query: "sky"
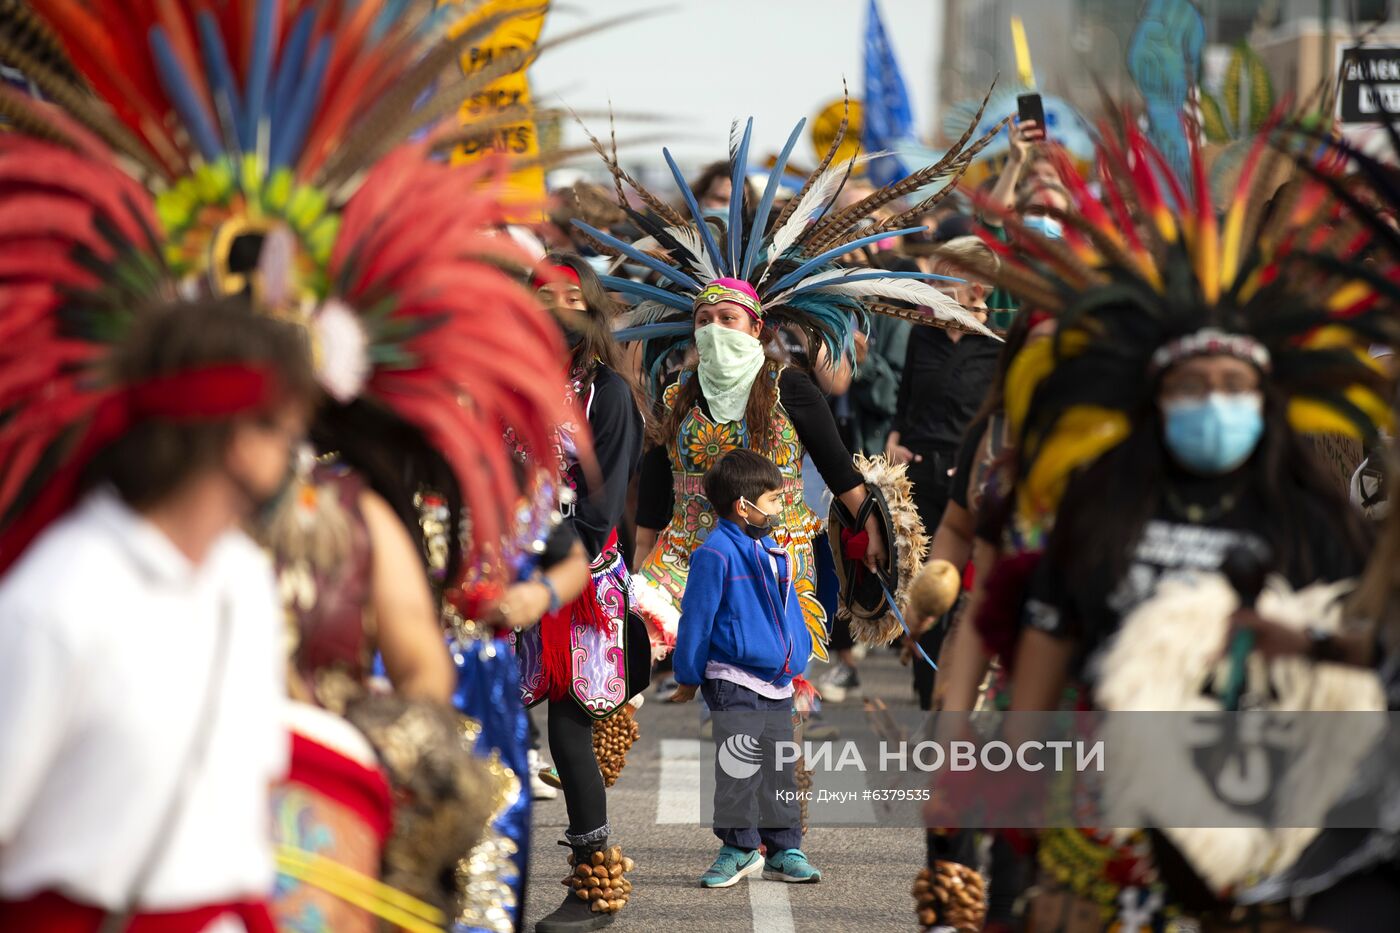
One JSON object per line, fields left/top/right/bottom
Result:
{"left": 531, "top": 0, "right": 944, "bottom": 176}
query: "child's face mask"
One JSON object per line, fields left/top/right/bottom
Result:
{"left": 738, "top": 496, "right": 782, "bottom": 540}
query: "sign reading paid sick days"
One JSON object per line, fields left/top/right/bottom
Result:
{"left": 445, "top": 0, "right": 548, "bottom": 221}
{"left": 1337, "top": 46, "right": 1400, "bottom": 124}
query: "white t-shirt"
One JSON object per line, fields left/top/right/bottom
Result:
{"left": 0, "top": 490, "right": 288, "bottom": 911}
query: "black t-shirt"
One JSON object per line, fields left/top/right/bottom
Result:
{"left": 893, "top": 328, "right": 999, "bottom": 454}
{"left": 1024, "top": 476, "right": 1364, "bottom": 668}
{"left": 636, "top": 367, "right": 863, "bottom": 530}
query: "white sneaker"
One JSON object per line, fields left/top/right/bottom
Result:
{"left": 819, "top": 663, "right": 860, "bottom": 703}
{"left": 528, "top": 748, "right": 558, "bottom": 800}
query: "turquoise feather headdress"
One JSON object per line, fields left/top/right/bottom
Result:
{"left": 581, "top": 92, "right": 1007, "bottom": 369}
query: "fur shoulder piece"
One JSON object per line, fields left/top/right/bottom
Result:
{"left": 827, "top": 454, "right": 930, "bottom": 646}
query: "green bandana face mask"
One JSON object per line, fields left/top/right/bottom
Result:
{"left": 694, "top": 324, "right": 766, "bottom": 423}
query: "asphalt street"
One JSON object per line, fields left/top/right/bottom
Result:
{"left": 524, "top": 648, "right": 926, "bottom": 932}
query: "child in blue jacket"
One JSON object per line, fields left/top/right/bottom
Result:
{"left": 668, "top": 449, "right": 821, "bottom": 888}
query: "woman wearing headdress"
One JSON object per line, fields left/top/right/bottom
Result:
{"left": 579, "top": 114, "right": 1001, "bottom": 664}
{"left": 928, "top": 118, "right": 1397, "bottom": 930}
{"left": 511, "top": 252, "right": 648, "bottom": 932}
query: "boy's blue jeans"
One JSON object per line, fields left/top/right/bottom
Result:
{"left": 702, "top": 678, "right": 803, "bottom": 853}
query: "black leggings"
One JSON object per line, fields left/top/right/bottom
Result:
{"left": 547, "top": 698, "right": 608, "bottom": 839}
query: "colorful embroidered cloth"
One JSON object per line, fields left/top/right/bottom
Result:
{"left": 634, "top": 371, "right": 829, "bottom": 661}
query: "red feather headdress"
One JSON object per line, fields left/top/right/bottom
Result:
{"left": 0, "top": 1, "right": 578, "bottom": 585}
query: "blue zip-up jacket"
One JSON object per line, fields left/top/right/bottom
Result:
{"left": 673, "top": 518, "right": 812, "bottom": 688}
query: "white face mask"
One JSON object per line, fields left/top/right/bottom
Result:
{"left": 694, "top": 324, "right": 766, "bottom": 423}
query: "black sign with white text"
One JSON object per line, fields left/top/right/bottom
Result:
{"left": 1339, "top": 46, "right": 1400, "bottom": 123}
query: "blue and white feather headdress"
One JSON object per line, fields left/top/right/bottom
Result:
{"left": 576, "top": 90, "right": 1005, "bottom": 365}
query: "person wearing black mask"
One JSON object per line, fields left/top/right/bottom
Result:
{"left": 527, "top": 252, "right": 650, "bottom": 933}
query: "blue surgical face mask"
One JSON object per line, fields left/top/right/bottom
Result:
{"left": 1022, "top": 214, "right": 1063, "bottom": 239}
{"left": 1162, "top": 392, "right": 1264, "bottom": 475}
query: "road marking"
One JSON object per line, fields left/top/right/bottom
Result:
{"left": 748, "top": 879, "right": 795, "bottom": 933}
{"left": 657, "top": 738, "right": 702, "bottom": 824}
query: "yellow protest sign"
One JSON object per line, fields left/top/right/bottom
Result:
{"left": 442, "top": 0, "right": 548, "bottom": 221}
{"left": 1010, "top": 15, "right": 1035, "bottom": 88}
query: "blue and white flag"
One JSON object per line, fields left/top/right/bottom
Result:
{"left": 862, "top": 0, "right": 914, "bottom": 186}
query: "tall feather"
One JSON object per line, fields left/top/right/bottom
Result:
{"left": 773, "top": 80, "right": 847, "bottom": 232}
{"left": 776, "top": 268, "right": 965, "bottom": 295}
{"left": 197, "top": 10, "right": 247, "bottom": 153}
{"left": 807, "top": 84, "right": 999, "bottom": 251}
{"left": 269, "top": 35, "right": 330, "bottom": 169}
{"left": 575, "top": 113, "right": 684, "bottom": 226}
{"left": 0, "top": 0, "right": 82, "bottom": 85}
{"left": 0, "top": 87, "right": 79, "bottom": 150}
{"left": 764, "top": 225, "right": 930, "bottom": 295}
{"left": 794, "top": 278, "right": 996, "bottom": 337}
{"left": 0, "top": 35, "right": 165, "bottom": 176}
{"left": 727, "top": 116, "right": 752, "bottom": 274}
{"left": 573, "top": 221, "right": 703, "bottom": 292}
{"left": 663, "top": 146, "right": 727, "bottom": 278}
{"left": 599, "top": 276, "right": 694, "bottom": 312}
{"left": 242, "top": 0, "right": 280, "bottom": 152}
{"left": 267, "top": 7, "right": 315, "bottom": 142}
{"left": 149, "top": 27, "right": 221, "bottom": 163}
{"left": 759, "top": 153, "right": 874, "bottom": 284}
{"left": 741, "top": 118, "right": 805, "bottom": 279}
{"left": 665, "top": 224, "right": 724, "bottom": 284}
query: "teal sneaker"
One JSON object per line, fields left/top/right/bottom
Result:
{"left": 763, "top": 848, "right": 822, "bottom": 883}
{"left": 699, "top": 845, "right": 763, "bottom": 888}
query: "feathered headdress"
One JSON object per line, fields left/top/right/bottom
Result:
{"left": 578, "top": 92, "right": 1005, "bottom": 372}
{"left": 0, "top": 1, "right": 583, "bottom": 587}
{"left": 944, "top": 115, "right": 1400, "bottom": 524}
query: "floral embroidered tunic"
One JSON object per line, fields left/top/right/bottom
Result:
{"left": 634, "top": 364, "right": 863, "bottom": 662}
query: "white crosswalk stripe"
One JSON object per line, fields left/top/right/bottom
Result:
{"left": 748, "top": 878, "right": 796, "bottom": 933}
{"left": 656, "top": 738, "right": 702, "bottom": 824}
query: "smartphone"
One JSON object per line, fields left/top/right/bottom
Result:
{"left": 1016, "top": 92, "right": 1046, "bottom": 139}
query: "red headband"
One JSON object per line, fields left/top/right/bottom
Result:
{"left": 0, "top": 365, "right": 280, "bottom": 574}
{"left": 531, "top": 264, "right": 581, "bottom": 291}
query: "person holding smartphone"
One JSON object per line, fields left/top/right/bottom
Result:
{"left": 980, "top": 114, "right": 1066, "bottom": 330}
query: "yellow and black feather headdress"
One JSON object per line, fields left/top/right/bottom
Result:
{"left": 950, "top": 116, "right": 1400, "bottom": 524}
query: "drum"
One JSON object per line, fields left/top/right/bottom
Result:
{"left": 271, "top": 702, "right": 393, "bottom": 933}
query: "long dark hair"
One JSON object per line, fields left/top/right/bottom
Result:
{"left": 312, "top": 398, "right": 463, "bottom": 586}
{"left": 1043, "top": 381, "right": 1371, "bottom": 646}
{"left": 542, "top": 252, "right": 648, "bottom": 420}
